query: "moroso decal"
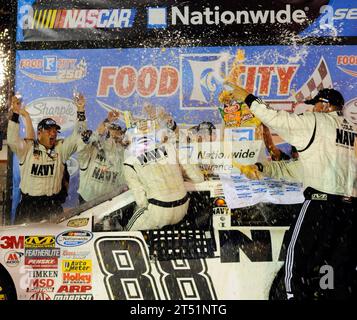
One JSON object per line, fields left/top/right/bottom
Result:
{"left": 53, "top": 294, "right": 93, "bottom": 300}
{"left": 56, "top": 230, "right": 93, "bottom": 247}
{"left": 4, "top": 251, "right": 24, "bottom": 267}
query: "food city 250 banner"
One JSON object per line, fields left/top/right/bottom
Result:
{"left": 11, "top": 45, "right": 357, "bottom": 220}
{"left": 16, "top": 0, "right": 356, "bottom": 42}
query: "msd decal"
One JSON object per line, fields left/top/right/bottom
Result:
{"left": 19, "top": 7, "right": 136, "bottom": 30}
{"left": 97, "top": 65, "right": 178, "bottom": 98}
{"left": 19, "top": 56, "right": 87, "bottom": 83}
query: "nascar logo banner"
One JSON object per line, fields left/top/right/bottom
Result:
{"left": 16, "top": 0, "right": 357, "bottom": 42}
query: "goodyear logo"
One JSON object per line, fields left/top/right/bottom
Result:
{"left": 62, "top": 260, "right": 92, "bottom": 273}
{"left": 25, "top": 236, "right": 55, "bottom": 248}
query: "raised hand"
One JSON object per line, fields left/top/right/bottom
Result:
{"left": 74, "top": 93, "right": 86, "bottom": 112}
{"left": 107, "top": 110, "right": 120, "bottom": 123}
{"left": 11, "top": 95, "right": 22, "bottom": 114}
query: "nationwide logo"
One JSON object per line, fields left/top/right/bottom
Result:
{"left": 26, "top": 97, "right": 77, "bottom": 132}
{"left": 147, "top": 5, "right": 307, "bottom": 28}
{"left": 337, "top": 55, "right": 357, "bottom": 78}
{"left": 4, "top": 251, "right": 24, "bottom": 267}
{"left": 19, "top": 56, "right": 87, "bottom": 83}
{"left": 19, "top": 7, "right": 136, "bottom": 30}
{"left": 56, "top": 230, "right": 93, "bottom": 247}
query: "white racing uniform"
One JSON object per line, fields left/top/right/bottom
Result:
{"left": 248, "top": 98, "right": 357, "bottom": 196}
{"left": 7, "top": 117, "right": 86, "bottom": 223}
{"left": 77, "top": 132, "right": 126, "bottom": 202}
{"left": 123, "top": 142, "right": 204, "bottom": 231}
{"left": 245, "top": 94, "right": 357, "bottom": 299}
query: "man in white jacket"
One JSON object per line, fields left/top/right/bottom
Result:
{"left": 123, "top": 120, "right": 204, "bottom": 231}
{"left": 7, "top": 95, "right": 87, "bottom": 224}
{"left": 225, "top": 81, "right": 356, "bottom": 300}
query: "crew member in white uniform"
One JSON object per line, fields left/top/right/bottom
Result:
{"left": 77, "top": 111, "right": 127, "bottom": 203}
{"left": 225, "top": 81, "right": 356, "bottom": 300}
{"left": 7, "top": 94, "right": 87, "bottom": 223}
{"left": 123, "top": 120, "right": 204, "bottom": 231}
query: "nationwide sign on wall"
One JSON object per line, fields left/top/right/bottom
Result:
{"left": 16, "top": 0, "right": 357, "bottom": 43}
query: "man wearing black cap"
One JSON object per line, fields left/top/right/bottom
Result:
{"left": 225, "top": 81, "right": 356, "bottom": 300}
{"left": 7, "top": 94, "right": 88, "bottom": 223}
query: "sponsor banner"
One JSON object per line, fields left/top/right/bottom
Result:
{"left": 24, "top": 236, "right": 55, "bottom": 248}
{"left": 16, "top": 0, "right": 356, "bottom": 42}
{"left": 25, "top": 248, "right": 60, "bottom": 257}
{"left": 62, "top": 260, "right": 92, "bottom": 273}
{"left": 56, "top": 230, "right": 93, "bottom": 247}
{"left": 179, "top": 141, "right": 264, "bottom": 173}
{"left": 4, "top": 251, "right": 24, "bottom": 267}
{"left": 25, "top": 257, "right": 58, "bottom": 269}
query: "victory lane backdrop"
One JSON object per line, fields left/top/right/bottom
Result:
{"left": 12, "top": 44, "right": 357, "bottom": 220}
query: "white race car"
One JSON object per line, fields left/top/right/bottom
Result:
{"left": 0, "top": 182, "right": 294, "bottom": 300}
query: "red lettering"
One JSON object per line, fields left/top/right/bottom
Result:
{"left": 158, "top": 66, "right": 179, "bottom": 96}
{"left": 276, "top": 66, "right": 297, "bottom": 95}
{"left": 137, "top": 66, "right": 158, "bottom": 97}
{"left": 244, "top": 66, "right": 257, "bottom": 94}
{"left": 257, "top": 66, "right": 274, "bottom": 95}
{"left": 57, "top": 285, "right": 92, "bottom": 293}
{"left": 97, "top": 67, "right": 117, "bottom": 97}
{"left": 115, "top": 66, "right": 136, "bottom": 97}
{"left": 0, "top": 236, "right": 24, "bottom": 249}
{"left": 337, "top": 55, "right": 357, "bottom": 65}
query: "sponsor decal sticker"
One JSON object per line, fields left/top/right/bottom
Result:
{"left": 27, "top": 278, "right": 55, "bottom": 293}
{"left": 57, "top": 285, "right": 92, "bottom": 293}
{"left": 24, "top": 236, "right": 55, "bottom": 248}
{"left": 63, "top": 273, "right": 92, "bottom": 284}
{"left": 62, "top": 249, "right": 90, "bottom": 260}
{"left": 29, "top": 292, "right": 51, "bottom": 300}
{"left": 67, "top": 218, "right": 89, "bottom": 228}
{"left": 25, "top": 248, "right": 60, "bottom": 258}
{"left": 53, "top": 294, "right": 93, "bottom": 300}
{"left": 27, "top": 270, "right": 58, "bottom": 278}
{"left": 62, "top": 260, "right": 92, "bottom": 273}
{"left": 4, "top": 251, "right": 24, "bottom": 267}
{"left": 0, "top": 236, "right": 24, "bottom": 249}
{"left": 56, "top": 230, "right": 93, "bottom": 247}
{"left": 25, "top": 257, "right": 58, "bottom": 269}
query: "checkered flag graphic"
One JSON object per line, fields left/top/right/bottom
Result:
{"left": 294, "top": 57, "right": 333, "bottom": 103}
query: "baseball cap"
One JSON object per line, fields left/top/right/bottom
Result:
{"left": 37, "top": 118, "right": 61, "bottom": 131}
{"left": 304, "top": 89, "right": 344, "bottom": 108}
